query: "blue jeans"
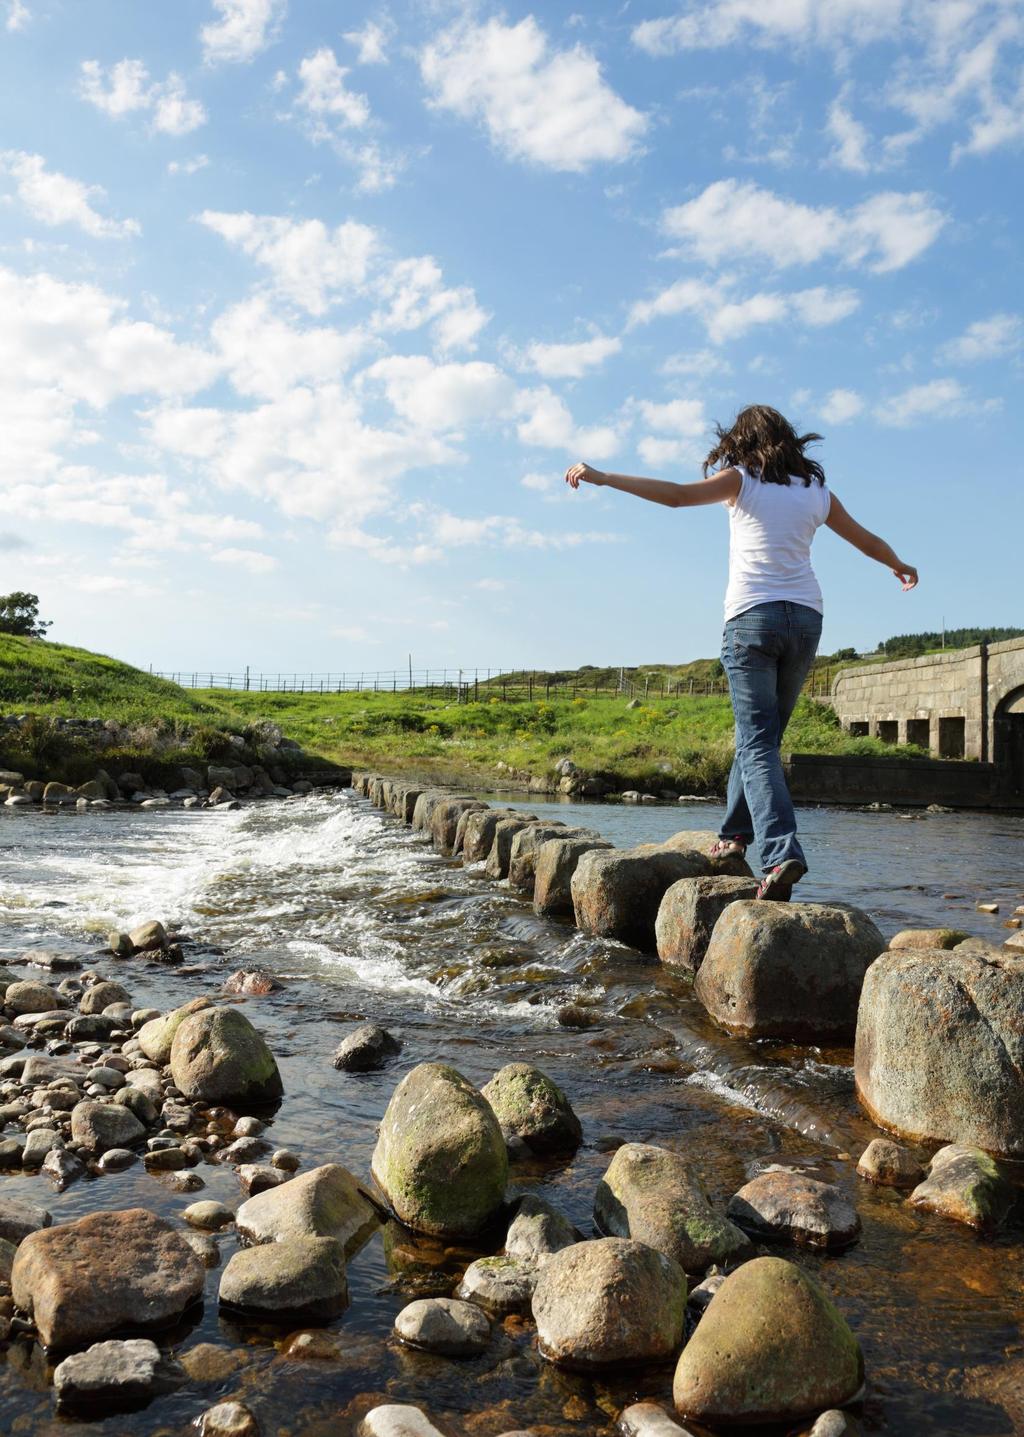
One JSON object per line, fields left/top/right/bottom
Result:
{"left": 719, "top": 601, "right": 823, "bottom": 874}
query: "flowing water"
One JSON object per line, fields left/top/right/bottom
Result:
{"left": 1, "top": 791, "right": 1023, "bottom": 1436}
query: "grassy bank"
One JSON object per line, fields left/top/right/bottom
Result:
{"left": 0, "top": 635, "right": 923, "bottom": 794}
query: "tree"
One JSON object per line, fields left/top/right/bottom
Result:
{"left": 0, "top": 592, "right": 51, "bottom": 638}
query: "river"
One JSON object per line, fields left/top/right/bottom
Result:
{"left": 0, "top": 790, "right": 1022, "bottom": 1436}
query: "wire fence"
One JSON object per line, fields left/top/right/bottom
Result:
{"left": 151, "top": 665, "right": 838, "bottom": 702}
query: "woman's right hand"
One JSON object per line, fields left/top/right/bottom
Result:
{"left": 893, "top": 562, "right": 919, "bottom": 591}
{"left": 565, "top": 461, "right": 605, "bottom": 489}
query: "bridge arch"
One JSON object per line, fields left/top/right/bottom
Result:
{"left": 993, "top": 684, "right": 1024, "bottom": 795}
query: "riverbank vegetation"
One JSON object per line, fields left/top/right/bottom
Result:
{"left": 0, "top": 635, "right": 925, "bottom": 794}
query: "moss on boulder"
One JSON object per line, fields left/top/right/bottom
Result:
{"left": 481, "top": 1063, "right": 582, "bottom": 1155}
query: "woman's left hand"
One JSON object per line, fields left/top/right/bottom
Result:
{"left": 565, "top": 461, "right": 605, "bottom": 489}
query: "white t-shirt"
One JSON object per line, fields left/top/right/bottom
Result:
{"left": 723, "top": 465, "right": 831, "bottom": 621}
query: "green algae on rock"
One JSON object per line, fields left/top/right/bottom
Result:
{"left": 481, "top": 1062, "right": 582, "bottom": 1155}
{"left": 673, "top": 1255, "right": 863, "bottom": 1425}
{"left": 908, "top": 1144, "right": 1014, "bottom": 1233}
{"left": 371, "top": 1062, "right": 508, "bottom": 1238}
{"left": 137, "top": 996, "right": 213, "bottom": 1064}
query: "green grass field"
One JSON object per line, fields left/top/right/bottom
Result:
{"left": 0, "top": 635, "right": 922, "bottom": 793}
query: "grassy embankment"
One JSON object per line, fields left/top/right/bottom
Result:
{"left": 0, "top": 634, "right": 921, "bottom": 795}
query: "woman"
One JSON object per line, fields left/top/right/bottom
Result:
{"left": 566, "top": 404, "right": 918, "bottom": 901}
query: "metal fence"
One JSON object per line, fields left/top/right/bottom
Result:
{"left": 151, "top": 665, "right": 837, "bottom": 701}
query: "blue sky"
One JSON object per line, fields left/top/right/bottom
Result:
{"left": 0, "top": 0, "right": 1021, "bottom": 675}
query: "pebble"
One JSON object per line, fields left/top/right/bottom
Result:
{"left": 456, "top": 1255, "right": 538, "bottom": 1315}
{"left": 271, "top": 1148, "right": 300, "bottom": 1171}
{"left": 359, "top": 1408, "right": 447, "bottom": 1437}
{"left": 144, "top": 1146, "right": 187, "bottom": 1171}
{"left": 98, "top": 1147, "right": 137, "bottom": 1172}
{"left": 22, "top": 1127, "right": 61, "bottom": 1167}
{"left": 856, "top": 1139, "right": 924, "bottom": 1189}
{"left": 233, "top": 1116, "right": 265, "bottom": 1137}
{"left": 200, "top": 1401, "right": 261, "bottom": 1437}
{"left": 238, "top": 1163, "right": 290, "bottom": 1196}
{"left": 182, "top": 1230, "right": 220, "bottom": 1266}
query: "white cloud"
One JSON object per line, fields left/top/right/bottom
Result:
{"left": 0, "top": 152, "right": 140, "bottom": 239}
{"left": 939, "top": 312, "right": 1022, "bottom": 363}
{"left": 521, "top": 471, "right": 555, "bottom": 491}
{"left": 79, "top": 60, "right": 206, "bottom": 135}
{"left": 6, "top": 1, "right": 29, "bottom": 32}
{"left": 421, "top": 16, "right": 647, "bottom": 172}
{"left": 210, "top": 547, "right": 278, "bottom": 574}
{"left": 515, "top": 386, "right": 622, "bottom": 460}
{"left": 820, "top": 388, "right": 864, "bottom": 423}
{"left": 661, "top": 349, "right": 732, "bottom": 377}
{"left": 875, "top": 378, "right": 973, "bottom": 426}
{"left": 212, "top": 296, "right": 369, "bottom": 399}
{"left": 168, "top": 155, "right": 210, "bottom": 176}
{"left": 661, "top": 180, "right": 945, "bottom": 274}
{"left": 201, "top": 0, "right": 285, "bottom": 65}
{"left": 521, "top": 333, "right": 621, "bottom": 379}
{"left": 372, "top": 255, "right": 489, "bottom": 352}
{"left": 344, "top": 20, "right": 392, "bottom": 65}
{"left": 476, "top": 577, "right": 506, "bottom": 590}
{"left": 361, "top": 356, "right": 515, "bottom": 432}
{"left": 826, "top": 93, "right": 872, "bottom": 173}
{"left": 295, "top": 48, "right": 370, "bottom": 130}
{"left": 632, "top": 0, "right": 902, "bottom": 55}
{"left": 636, "top": 396, "right": 706, "bottom": 467}
{"left": 198, "top": 211, "right": 377, "bottom": 314}
{"left": 627, "top": 274, "right": 859, "bottom": 341}
{"left": 428, "top": 510, "right": 621, "bottom": 552}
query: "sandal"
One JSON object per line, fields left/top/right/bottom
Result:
{"left": 711, "top": 837, "right": 748, "bottom": 860}
{"left": 756, "top": 859, "right": 806, "bottom": 902}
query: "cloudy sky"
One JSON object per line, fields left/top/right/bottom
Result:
{"left": 1, "top": 0, "right": 1021, "bottom": 676}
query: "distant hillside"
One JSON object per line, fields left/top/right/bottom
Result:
{"left": 878, "top": 627, "right": 1024, "bottom": 658}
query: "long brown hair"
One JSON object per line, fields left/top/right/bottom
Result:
{"left": 703, "top": 405, "right": 825, "bottom": 487}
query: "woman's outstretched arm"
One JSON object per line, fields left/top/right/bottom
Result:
{"left": 565, "top": 462, "right": 741, "bottom": 508}
{"left": 826, "top": 492, "right": 919, "bottom": 590}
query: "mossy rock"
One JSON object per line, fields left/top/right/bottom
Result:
{"left": 481, "top": 1063, "right": 582, "bottom": 1155}
{"left": 371, "top": 1063, "right": 508, "bottom": 1238}
{"left": 138, "top": 997, "right": 212, "bottom": 1064}
{"left": 673, "top": 1256, "right": 863, "bottom": 1424}
{"left": 169, "top": 1006, "right": 283, "bottom": 1105}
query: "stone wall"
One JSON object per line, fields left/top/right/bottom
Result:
{"left": 784, "top": 752, "right": 999, "bottom": 809}
{"left": 830, "top": 637, "right": 1024, "bottom": 781}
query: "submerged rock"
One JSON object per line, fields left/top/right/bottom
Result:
{"left": 727, "top": 1171, "right": 861, "bottom": 1251}
{"left": 394, "top": 1297, "right": 491, "bottom": 1357}
{"left": 219, "top": 1236, "right": 347, "bottom": 1320}
{"left": 855, "top": 947, "right": 1024, "bottom": 1157}
{"left": 856, "top": 1139, "right": 924, "bottom": 1189}
{"left": 672, "top": 1256, "right": 863, "bottom": 1424}
{"left": 170, "top": 1006, "right": 283, "bottom": 1105}
{"left": 371, "top": 1063, "right": 508, "bottom": 1238}
{"left": 236, "top": 1163, "right": 378, "bottom": 1252}
{"left": 695, "top": 901, "right": 883, "bottom": 1040}
{"left": 594, "top": 1143, "right": 752, "bottom": 1273}
{"left": 53, "top": 1338, "right": 184, "bottom": 1413}
{"left": 908, "top": 1143, "right": 1013, "bottom": 1233}
{"left": 332, "top": 1023, "right": 402, "bottom": 1072}
{"left": 200, "top": 1400, "right": 261, "bottom": 1437}
{"left": 654, "top": 875, "right": 760, "bottom": 971}
{"left": 11, "top": 1207, "right": 204, "bottom": 1348}
{"left": 531, "top": 1237, "right": 686, "bottom": 1369}
{"left": 481, "top": 1063, "right": 582, "bottom": 1154}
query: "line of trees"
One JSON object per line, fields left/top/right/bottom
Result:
{"left": 878, "top": 626, "right": 1024, "bottom": 658}
{"left": 0, "top": 592, "right": 50, "bottom": 638}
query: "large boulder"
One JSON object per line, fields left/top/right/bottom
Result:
{"left": 137, "top": 997, "right": 212, "bottom": 1064}
{"left": 235, "top": 1163, "right": 379, "bottom": 1252}
{"left": 218, "top": 1236, "right": 347, "bottom": 1320}
{"left": 481, "top": 1063, "right": 582, "bottom": 1154}
{"left": 660, "top": 829, "right": 754, "bottom": 877}
{"left": 485, "top": 816, "right": 542, "bottom": 879}
{"left": 695, "top": 901, "right": 884, "bottom": 1040}
{"left": 655, "top": 876, "right": 760, "bottom": 971}
{"left": 461, "top": 808, "right": 525, "bottom": 864}
{"left": 507, "top": 822, "right": 571, "bottom": 891}
{"left": 371, "top": 1063, "right": 508, "bottom": 1237}
{"left": 672, "top": 1256, "right": 863, "bottom": 1425}
{"left": 571, "top": 847, "right": 712, "bottom": 952}
{"left": 854, "top": 947, "right": 1024, "bottom": 1157}
{"left": 170, "top": 1006, "right": 283, "bottom": 1105}
{"left": 11, "top": 1208, "right": 204, "bottom": 1348}
{"left": 411, "top": 790, "right": 457, "bottom": 833}
{"left": 594, "top": 1143, "right": 751, "bottom": 1274}
{"left": 431, "top": 799, "right": 487, "bottom": 857}
{"left": 531, "top": 1237, "right": 685, "bottom": 1369}
{"left": 533, "top": 837, "right": 614, "bottom": 917}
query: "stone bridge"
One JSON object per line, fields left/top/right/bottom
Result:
{"left": 830, "top": 636, "right": 1024, "bottom": 796}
